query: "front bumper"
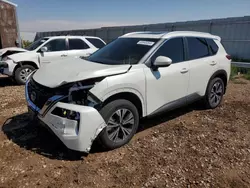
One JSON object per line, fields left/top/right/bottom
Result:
{"left": 0, "top": 61, "right": 8, "bottom": 68}
{"left": 0, "top": 59, "right": 16, "bottom": 76}
{"left": 25, "top": 79, "right": 106, "bottom": 153}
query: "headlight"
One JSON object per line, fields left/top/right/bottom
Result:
{"left": 68, "top": 82, "right": 101, "bottom": 108}
{"left": 2, "top": 56, "right": 7, "bottom": 61}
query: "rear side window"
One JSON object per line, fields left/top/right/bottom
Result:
{"left": 206, "top": 39, "right": 219, "bottom": 55}
{"left": 187, "top": 37, "right": 209, "bottom": 60}
{"left": 152, "top": 37, "right": 184, "bottom": 63}
{"left": 86, "top": 38, "right": 106, "bottom": 49}
{"left": 69, "top": 39, "right": 89, "bottom": 50}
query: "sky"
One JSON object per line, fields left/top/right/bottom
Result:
{"left": 9, "top": 0, "right": 250, "bottom": 41}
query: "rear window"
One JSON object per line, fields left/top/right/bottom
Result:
{"left": 187, "top": 37, "right": 210, "bottom": 60}
{"left": 69, "top": 39, "right": 89, "bottom": 50}
{"left": 86, "top": 38, "right": 106, "bottom": 49}
{"left": 206, "top": 39, "right": 219, "bottom": 55}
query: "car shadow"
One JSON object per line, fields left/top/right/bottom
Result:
{"left": 138, "top": 102, "right": 204, "bottom": 132}
{"left": 2, "top": 113, "right": 85, "bottom": 161}
{"left": 0, "top": 76, "right": 16, "bottom": 87}
{"left": 2, "top": 102, "right": 205, "bottom": 161}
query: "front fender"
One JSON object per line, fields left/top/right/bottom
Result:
{"left": 9, "top": 52, "right": 40, "bottom": 68}
{"left": 90, "top": 67, "right": 147, "bottom": 116}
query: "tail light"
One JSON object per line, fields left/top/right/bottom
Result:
{"left": 226, "top": 55, "right": 231, "bottom": 60}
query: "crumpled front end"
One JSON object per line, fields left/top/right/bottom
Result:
{"left": 25, "top": 75, "right": 107, "bottom": 153}
{"left": 0, "top": 59, "right": 16, "bottom": 76}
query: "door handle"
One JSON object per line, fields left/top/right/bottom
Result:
{"left": 210, "top": 61, "right": 217, "bottom": 66}
{"left": 61, "top": 54, "right": 67, "bottom": 57}
{"left": 180, "top": 68, "right": 189, "bottom": 73}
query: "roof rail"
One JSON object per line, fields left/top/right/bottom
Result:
{"left": 123, "top": 31, "right": 148, "bottom": 36}
{"left": 123, "top": 31, "right": 168, "bottom": 36}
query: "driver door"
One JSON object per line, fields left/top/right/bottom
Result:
{"left": 38, "top": 38, "right": 68, "bottom": 66}
{"left": 144, "top": 37, "right": 190, "bottom": 115}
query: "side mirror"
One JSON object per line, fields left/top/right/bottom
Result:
{"left": 40, "top": 46, "right": 48, "bottom": 53}
{"left": 152, "top": 56, "right": 172, "bottom": 70}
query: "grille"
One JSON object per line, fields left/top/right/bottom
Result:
{"left": 28, "top": 79, "right": 56, "bottom": 109}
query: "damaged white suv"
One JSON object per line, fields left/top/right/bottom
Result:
{"left": 25, "top": 31, "right": 231, "bottom": 153}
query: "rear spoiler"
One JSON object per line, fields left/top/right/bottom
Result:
{"left": 214, "top": 36, "right": 221, "bottom": 42}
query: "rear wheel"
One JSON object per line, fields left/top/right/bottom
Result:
{"left": 14, "top": 65, "right": 35, "bottom": 85}
{"left": 98, "top": 99, "right": 139, "bottom": 150}
{"left": 204, "top": 77, "right": 225, "bottom": 109}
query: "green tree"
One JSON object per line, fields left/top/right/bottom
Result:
{"left": 22, "top": 40, "right": 32, "bottom": 48}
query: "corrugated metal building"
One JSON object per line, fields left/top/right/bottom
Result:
{"left": 35, "top": 16, "right": 250, "bottom": 60}
{"left": 0, "top": 0, "right": 21, "bottom": 49}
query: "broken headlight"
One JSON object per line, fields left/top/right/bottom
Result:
{"left": 68, "top": 82, "right": 101, "bottom": 108}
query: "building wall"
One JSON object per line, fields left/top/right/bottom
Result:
{"left": 35, "top": 16, "right": 250, "bottom": 60}
{"left": 0, "top": 0, "right": 18, "bottom": 48}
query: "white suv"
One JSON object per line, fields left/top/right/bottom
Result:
{"left": 0, "top": 36, "right": 106, "bottom": 84}
{"left": 25, "top": 31, "right": 231, "bottom": 153}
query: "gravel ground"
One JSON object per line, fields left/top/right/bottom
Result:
{"left": 0, "top": 75, "right": 250, "bottom": 188}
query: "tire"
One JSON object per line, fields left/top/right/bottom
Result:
{"left": 14, "top": 65, "right": 35, "bottom": 85}
{"left": 204, "top": 77, "right": 225, "bottom": 109}
{"left": 98, "top": 99, "right": 139, "bottom": 150}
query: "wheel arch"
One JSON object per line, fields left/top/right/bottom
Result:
{"left": 13, "top": 61, "right": 39, "bottom": 76}
{"left": 102, "top": 91, "right": 145, "bottom": 118}
{"left": 207, "top": 69, "right": 228, "bottom": 94}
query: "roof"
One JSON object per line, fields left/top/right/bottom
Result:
{"left": 122, "top": 31, "right": 167, "bottom": 39}
{"left": 43, "top": 35, "right": 103, "bottom": 39}
{"left": 0, "top": 0, "right": 17, "bottom": 7}
{"left": 121, "top": 31, "right": 221, "bottom": 40}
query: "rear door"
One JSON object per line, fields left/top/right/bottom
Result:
{"left": 67, "top": 38, "right": 96, "bottom": 58}
{"left": 39, "top": 38, "right": 68, "bottom": 65}
{"left": 185, "top": 37, "right": 219, "bottom": 101}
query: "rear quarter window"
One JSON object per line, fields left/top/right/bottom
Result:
{"left": 206, "top": 39, "right": 219, "bottom": 55}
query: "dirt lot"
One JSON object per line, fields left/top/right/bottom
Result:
{"left": 0, "top": 76, "right": 250, "bottom": 188}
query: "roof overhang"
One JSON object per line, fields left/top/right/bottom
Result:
{"left": 0, "top": 0, "right": 17, "bottom": 7}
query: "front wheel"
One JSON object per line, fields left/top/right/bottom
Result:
{"left": 98, "top": 99, "right": 139, "bottom": 150}
{"left": 14, "top": 65, "right": 35, "bottom": 85}
{"left": 204, "top": 77, "right": 225, "bottom": 109}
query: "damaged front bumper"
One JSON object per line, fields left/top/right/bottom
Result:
{"left": 25, "top": 79, "right": 106, "bottom": 153}
{"left": 0, "top": 59, "right": 16, "bottom": 75}
{"left": 0, "top": 61, "right": 8, "bottom": 74}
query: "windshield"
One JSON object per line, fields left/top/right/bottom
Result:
{"left": 25, "top": 38, "right": 49, "bottom": 51}
{"left": 87, "top": 38, "right": 159, "bottom": 65}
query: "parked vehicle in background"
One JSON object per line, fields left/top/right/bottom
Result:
{"left": 0, "top": 36, "right": 106, "bottom": 84}
{"left": 25, "top": 31, "right": 231, "bottom": 153}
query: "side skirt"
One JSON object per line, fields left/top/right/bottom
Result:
{"left": 147, "top": 93, "right": 202, "bottom": 118}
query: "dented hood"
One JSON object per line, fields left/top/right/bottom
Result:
{"left": 0, "top": 47, "right": 27, "bottom": 56}
{"left": 33, "top": 57, "right": 131, "bottom": 88}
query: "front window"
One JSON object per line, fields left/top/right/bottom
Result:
{"left": 87, "top": 38, "right": 159, "bottom": 65}
{"left": 25, "top": 38, "right": 49, "bottom": 51}
{"left": 151, "top": 38, "right": 184, "bottom": 63}
{"left": 42, "top": 39, "right": 67, "bottom": 52}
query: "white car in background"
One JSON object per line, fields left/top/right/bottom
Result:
{"left": 0, "top": 36, "right": 106, "bottom": 84}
